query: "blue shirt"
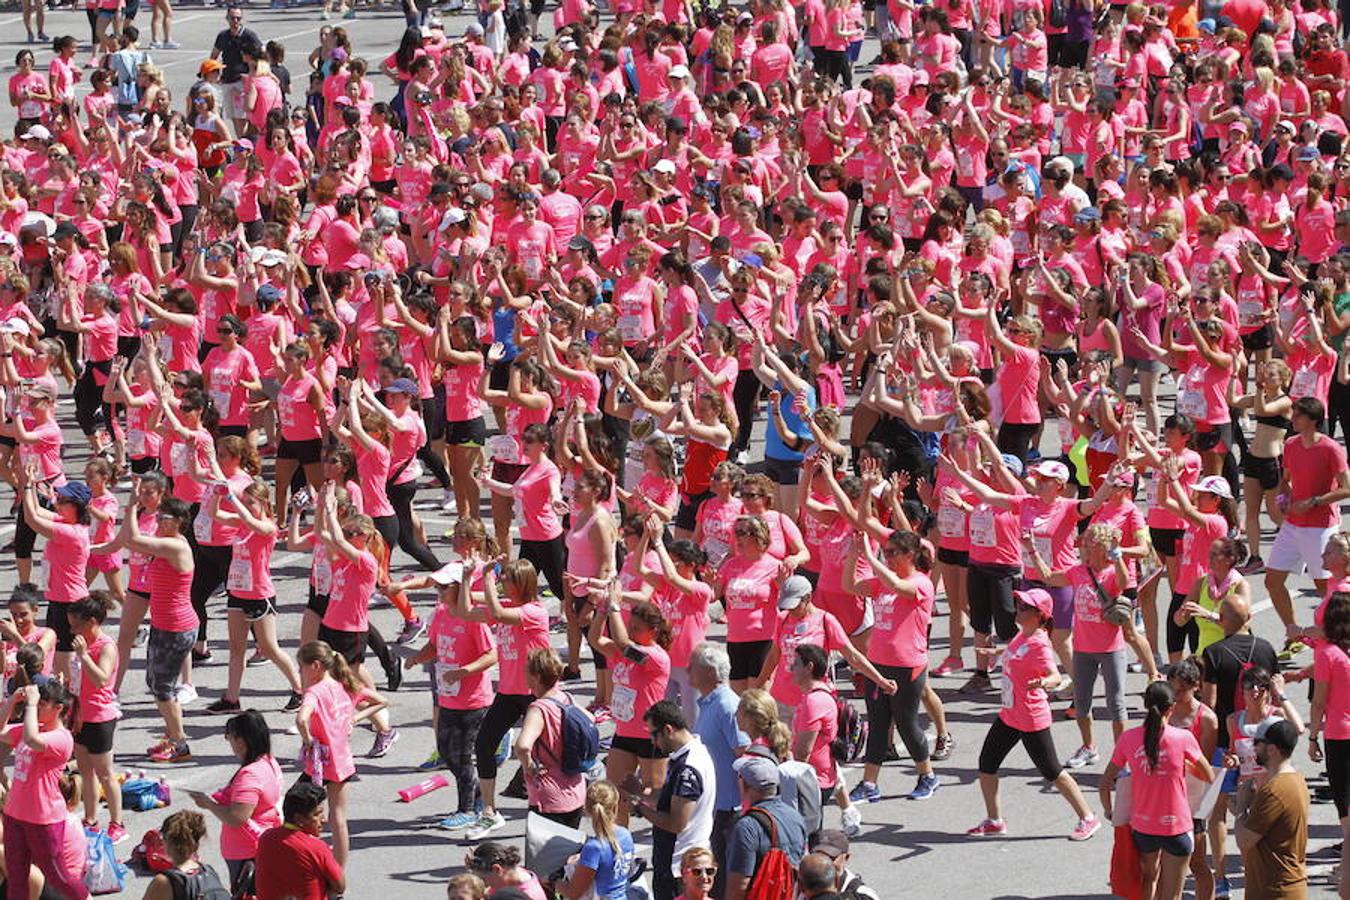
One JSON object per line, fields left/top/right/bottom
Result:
{"left": 763, "top": 382, "right": 816, "bottom": 463}
{"left": 578, "top": 828, "right": 635, "bottom": 900}
{"left": 695, "top": 685, "right": 749, "bottom": 811}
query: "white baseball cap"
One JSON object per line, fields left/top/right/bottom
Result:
{"left": 1194, "top": 475, "right": 1233, "bottom": 499}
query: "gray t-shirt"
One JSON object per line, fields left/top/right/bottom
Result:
{"left": 725, "top": 795, "right": 807, "bottom": 879}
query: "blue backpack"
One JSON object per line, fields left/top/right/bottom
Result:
{"left": 546, "top": 696, "right": 601, "bottom": 775}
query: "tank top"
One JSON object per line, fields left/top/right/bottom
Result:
{"left": 1194, "top": 572, "right": 1238, "bottom": 653}
{"left": 564, "top": 511, "right": 605, "bottom": 582}
{"left": 75, "top": 633, "right": 119, "bottom": 723}
{"left": 277, "top": 374, "right": 323, "bottom": 442}
{"left": 147, "top": 556, "right": 198, "bottom": 633}
{"left": 681, "top": 436, "right": 730, "bottom": 497}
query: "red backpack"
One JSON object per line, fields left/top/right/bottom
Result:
{"left": 744, "top": 807, "right": 797, "bottom": 900}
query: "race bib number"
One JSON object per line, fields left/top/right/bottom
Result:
{"left": 435, "top": 663, "right": 462, "bottom": 698}
{"left": 127, "top": 428, "right": 146, "bottom": 457}
{"left": 704, "top": 537, "right": 730, "bottom": 566}
{"left": 1291, "top": 367, "right": 1319, "bottom": 398}
{"left": 1237, "top": 300, "right": 1264, "bottom": 328}
{"left": 1020, "top": 535, "right": 1053, "bottom": 569}
{"left": 1178, "top": 389, "right": 1207, "bottom": 419}
{"left": 193, "top": 509, "right": 214, "bottom": 544}
{"left": 313, "top": 558, "right": 333, "bottom": 596}
{"left": 170, "top": 442, "right": 190, "bottom": 476}
{"left": 210, "top": 389, "right": 231, "bottom": 416}
{"left": 969, "top": 507, "right": 996, "bottom": 547}
{"left": 158, "top": 334, "right": 174, "bottom": 360}
{"left": 618, "top": 314, "right": 642, "bottom": 342}
{"left": 611, "top": 684, "right": 637, "bottom": 723}
{"left": 226, "top": 556, "right": 253, "bottom": 594}
{"left": 1000, "top": 672, "right": 1014, "bottom": 709}
{"left": 937, "top": 505, "right": 966, "bottom": 538}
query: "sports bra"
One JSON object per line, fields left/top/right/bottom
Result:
{"left": 1254, "top": 394, "right": 1291, "bottom": 431}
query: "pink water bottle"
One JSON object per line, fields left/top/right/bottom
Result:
{"left": 397, "top": 774, "right": 450, "bottom": 803}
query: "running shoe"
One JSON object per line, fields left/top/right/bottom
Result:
{"left": 848, "top": 781, "right": 881, "bottom": 804}
{"left": 396, "top": 617, "right": 425, "bottom": 645}
{"left": 160, "top": 40, "right": 180, "bottom": 49}
{"left": 283, "top": 691, "right": 303, "bottom": 712}
{"left": 1069, "top": 815, "right": 1101, "bottom": 842}
{"left": 106, "top": 822, "right": 129, "bottom": 845}
{"left": 958, "top": 670, "right": 993, "bottom": 695}
{"left": 247, "top": 649, "right": 266, "bottom": 666}
{"left": 384, "top": 659, "right": 403, "bottom": 692}
{"left": 418, "top": 750, "right": 442, "bottom": 770}
{"left": 841, "top": 804, "right": 863, "bottom": 838}
{"left": 966, "top": 819, "right": 1007, "bottom": 837}
{"left": 440, "top": 489, "right": 456, "bottom": 511}
{"left": 175, "top": 683, "right": 198, "bottom": 706}
{"left": 932, "top": 733, "right": 955, "bottom": 762}
{"left": 561, "top": 666, "right": 583, "bottom": 682}
{"left": 1236, "top": 555, "right": 1264, "bottom": 575}
{"left": 1064, "top": 745, "right": 1099, "bottom": 769}
{"left": 1063, "top": 704, "right": 1077, "bottom": 720}
{"left": 369, "top": 728, "right": 400, "bottom": 758}
{"left": 134, "top": 624, "right": 150, "bottom": 647}
{"left": 931, "top": 656, "right": 964, "bottom": 677}
{"left": 588, "top": 704, "right": 612, "bottom": 725}
{"left": 205, "top": 698, "right": 241, "bottom": 716}
{"left": 1052, "top": 676, "right": 1074, "bottom": 700}
{"left": 501, "top": 768, "right": 528, "bottom": 800}
{"left": 1215, "top": 876, "right": 1231, "bottom": 898}
{"left": 149, "top": 740, "right": 191, "bottom": 763}
{"left": 462, "top": 810, "right": 506, "bottom": 841}
{"left": 438, "top": 812, "right": 476, "bottom": 831}
{"left": 907, "top": 774, "right": 940, "bottom": 800}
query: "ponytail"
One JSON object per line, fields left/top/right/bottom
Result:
{"left": 297, "top": 640, "right": 359, "bottom": 692}
{"left": 586, "top": 781, "right": 623, "bottom": 856}
{"left": 1142, "top": 681, "right": 1175, "bottom": 771}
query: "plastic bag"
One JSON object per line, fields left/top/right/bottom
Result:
{"left": 85, "top": 827, "right": 128, "bottom": 895}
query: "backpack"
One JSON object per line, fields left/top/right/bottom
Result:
{"left": 1048, "top": 0, "right": 1069, "bottom": 28}
{"left": 814, "top": 687, "right": 867, "bottom": 763}
{"left": 777, "top": 758, "right": 823, "bottom": 836}
{"left": 545, "top": 695, "right": 601, "bottom": 775}
{"left": 164, "top": 864, "right": 231, "bottom": 900}
{"left": 743, "top": 808, "right": 796, "bottom": 900}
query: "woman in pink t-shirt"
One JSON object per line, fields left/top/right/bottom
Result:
{"left": 479, "top": 422, "right": 567, "bottom": 603}
{"left": 273, "top": 341, "right": 328, "bottom": 514}
{"left": 313, "top": 484, "right": 381, "bottom": 690}
{"left": 984, "top": 304, "right": 1044, "bottom": 461}
{"left": 511, "top": 646, "right": 588, "bottom": 830}
{"left": 295, "top": 640, "right": 357, "bottom": 869}
{"left": 1, "top": 681, "right": 87, "bottom": 900}
{"left": 192, "top": 710, "right": 284, "bottom": 890}
{"left": 1309, "top": 590, "right": 1350, "bottom": 872}
{"left": 589, "top": 588, "right": 672, "bottom": 824}
{"left": 967, "top": 587, "right": 1100, "bottom": 840}
{"left": 19, "top": 465, "right": 90, "bottom": 677}
{"left": 1101, "top": 682, "right": 1214, "bottom": 900}
{"left": 715, "top": 515, "right": 783, "bottom": 694}
{"left": 66, "top": 592, "right": 123, "bottom": 842}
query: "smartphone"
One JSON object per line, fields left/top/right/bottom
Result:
{"left": 742, "top": 253, "right": 764, "bottom": 269}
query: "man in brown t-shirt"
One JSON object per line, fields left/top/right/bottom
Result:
{"left": 1235, "top": 720, "right": 1308, "bottom": 899}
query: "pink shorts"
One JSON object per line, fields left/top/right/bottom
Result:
{"left": 88, "top": 551, "right": 124, "bottom": 574}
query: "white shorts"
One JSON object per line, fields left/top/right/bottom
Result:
{"left": 1268, "top": 523, "right": 1338, "bottom": 578}
{"left": 221, "top": 80, "right": 245, "bottom": 120}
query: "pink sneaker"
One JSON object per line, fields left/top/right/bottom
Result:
{"left": 106, "top": 822, "right": 129, "bottom": 845}
{"left": 966, "top": 819, "right": 1007, "bottom": 837}
{"left": 1069, "top": 815, "right": 1101, "bottom": 842}
{"left": 932, "top": 656, "right": 964, "bottom": 677}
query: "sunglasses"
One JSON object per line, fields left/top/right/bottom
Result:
{"left": 686, "top": 867, "right": 717, "bottom": 877}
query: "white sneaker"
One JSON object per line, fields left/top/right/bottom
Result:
{"left": 440, "top": 489, "right": 456, "bottom": 511}
{"left": 463, "top": 810, "right": 506, "bottom": 841}
{"left": 175, "top": 683, "right": 198, "bottom": 706}
{"left": 841, "top": 804, "right": 862, "bottom": 837}
{"left": 1064, "top": 745, "right": 1099, "bottom": 769}
{"left": 161, "top": 40, "right": 180, "bottom": 49}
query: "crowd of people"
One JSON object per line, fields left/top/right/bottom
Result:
{"left": 0, "top": 0, "right": 1346, "bottom": 896}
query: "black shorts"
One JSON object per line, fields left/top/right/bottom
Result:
{"left": 488, "top": 360, "right": 511, "bottom": 392}
{"left": 130, "top": 457, "right": 158, "bottom": 475}
{"left": 307, "top": 586, "right": 329, "bottom": 617}
{"left": 227, "top": 594, "right": 277, "bottom": 621}
{"left": 1242, "top": 454, "right": 1282, "bottom": 491}
{"left": 75, "top": 719, "right": 117, "bottom": 755}
{"left": 1132, "top": 830, "right": 1194, "bottom": 858}
{"left": 1194, "top": 421, "right": 1234, "bottom": 454}
{"left": 491, "top": 461, "right": 529, "bottom": 484}
{"left": 445, "top": 417, "right": 487, "bottom": 447}
{"left": 45, "top": 602, "right": 74, "bottom": 652}
{"left": 423, "top": 393, "right": 446, "bottom": 446}
{"left": 1241, "top": 325, "right": 1274, "bottom": 353}
{"left": 763, "top": 456, "right": 802, "bottom": 487}
{"left": 217, "top": 424, "right": 248, "bottom": 439}
{"left": 673, "top": 490, "right": 712, "bottom": 532}
{"left": 0, "top": 435, "right": 14, "bottom": 449}
{"left": 318, "top": 624, "right": 367, "bottom": 666}
{"left": 610, "top": 734, "right": 665, "bottom": 760}
{"left": 727, "top": 640, "right": 772, "bottom": 681}
{"left": 278, "top": 438, "right": 323, "bottom": 466}
{"left": 968, "top": 563, "right": 1019, "bottom": 641}
{"left": 1041, "top": 346, "right": 1079, "bottom": 373}
{"left": 936, "top": 547, "right": 969, "bottom": 567}
{"left": 1149, "top": 527, "right": 1185, "bottom": 558}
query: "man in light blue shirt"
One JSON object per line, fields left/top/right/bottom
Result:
{"left": 690, "top": 642, "right": 749, "bottom": 900}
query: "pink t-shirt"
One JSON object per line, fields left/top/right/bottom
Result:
{"left": 1110, "top": 725, "right": 1204, "bottom": 836}
{"left": 1067, "top": 564, "right": 1127, "bottom": 654}
{"left": 514, "top": 459, "right": 563, "bottom": 541}
{"left": 695, "top": 496, "right": 742, "bottom": 566}
{"left": 353, "top": 443, "right": 395, "bottom": 518}
{"left": 720, "top": 555, "right": 781, "bottom": 643}
{"left": 868, "top": 572, "right": 935, "bottom": 669}
{"left": 1016, "top": 496, "right": 1080, "bottom": 579}
{"left": 998, "top": 343, "right": 1042, "bottom": 424}
{"left": 1314, "top": 643, "right": 1350, "bottom": 740}
{"left": 4, "top": 725, "right": 74, "bottom": 824}
{"left": 43, "top": 522, "right": 90, "bottom": 604}
{"left": 999, "top": 630, "right": 1055, "bottom": 732}
{"left": 213, "top": 755, "right": 283, "bottom": 861}
{"left": 1177, "top": 512, "right": 1228, "bottom": 595}
{"left": 771, "top": 609, "right": 850, "bottom": 707}
{"left": 228, "top": 530, "right": 277, "bottom": 601}
{"left": 610, "top": 640, "right": 671, "bottom": 740}
{"left": 427, "top": 604, "right": 495, "bottom": 710}
{"left": 793, "top": 687, "right": 839, "bottom": 789}
{"left": 302, "top": 678, "right": 356, "bottom": 784}
{"left": 203, "top": 345, "right": 259, "bottom": 428}
{"left": 277, "top": 373, "right": 323, "bottom": 442}
{"left": 968, "top": 486, "right": 1028, "bottom": 568}
{"left": 654, "top": 582, "right": 712, "bottom": 670}
{"left": 494, "top": 602, "right": 550, "bottom": 696}
{"left": 322, "top": 551, "right": 377, "bottom": 633}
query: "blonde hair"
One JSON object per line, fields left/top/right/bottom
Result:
{"left": 737, "top": 689, "right": 790, "bottom": 759}
{"left": 1083, "top": 522, "right": 1122, "bottom": 550}
{"left": 586, "top": 781, "right": 623, "bottom": 856}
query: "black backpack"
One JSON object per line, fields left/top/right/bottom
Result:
{"left": 545, "top": 695, "right": 601, "bottom": 775}
{"left": 164, "top": 864, "right": 231, "bottom": 900}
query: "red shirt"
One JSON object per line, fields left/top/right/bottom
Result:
{"left": 1284, "top": 433, "right": 1348, "bottom": 528}
{"left": 254, "top": 826, "right": 343, "bottom": 900}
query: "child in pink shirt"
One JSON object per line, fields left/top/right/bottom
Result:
{"left": 296, "top": 641, "right": 357, "bottom": 870}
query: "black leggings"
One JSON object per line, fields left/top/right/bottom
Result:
{"left": 1166, "top": 591, "right": 1198, "bottom": 656}
{"left": 366, "top": 624, "right": 394, "bottom": 676}
{"left": 731, "top": 370, "right": 761, "bottom": 454}
{"left": 73, "top": 361, "right": 113, "bottom": 437}
{"left": 1329, "top": 378, "right": 1350, "bottom": 443}
{"left": 190, "top": 543, "right": 233, "bottom": 642}
{"left": 520, "top": 535, "right": 567, "bottom": 601}
{"left": 996, "top": 421, "right": 1039, "bottom": 463}
{"left": 1327, "top": 737, "right": 1350, "bottom": 818}
{"left": 419, "top": 394, "right": 451, "bottom": 490}
{"left": 437, "top": 706, "right": 489, "bottom": 814}
{"left": 815, "top": 47, "right": 852, "bottom": 87}
{"left": 474, "top": 692, "right": 534, "bottom": 782}
{"left": 383, "top": 480, "right": 441, "bottom": 570}
{"left": 863, "top": 664, "right": 930, "bottom": 767}
{"left": 978, "top": 717, "right": 1063, "bottom": 780}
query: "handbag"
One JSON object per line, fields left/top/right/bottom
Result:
{"left": 1090, "top": 566, "right": 1134, "bottom": 627}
